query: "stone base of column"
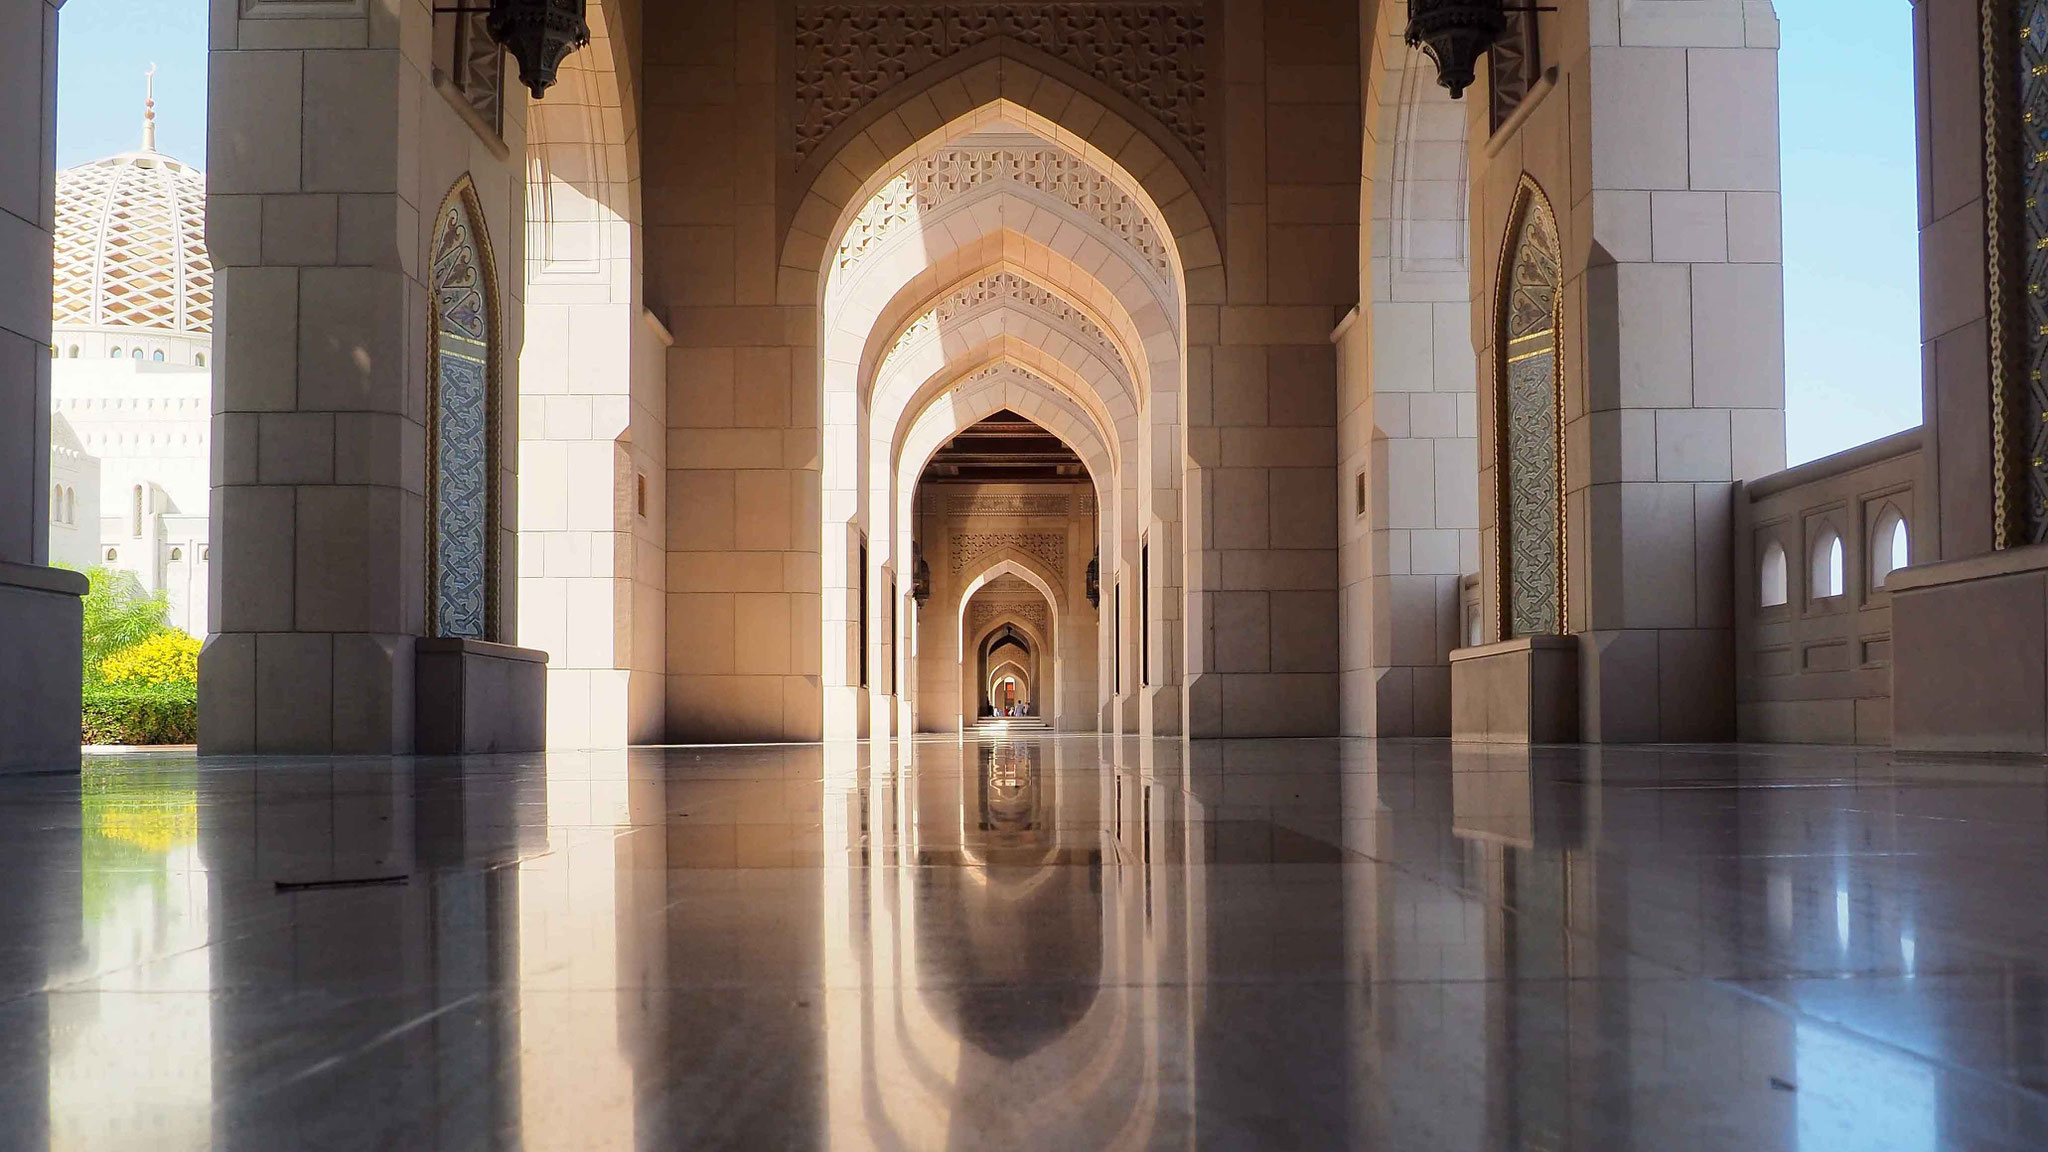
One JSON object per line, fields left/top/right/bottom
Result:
{"left": 1143, "top": 681, "right": 1184, "bottom": 737}
{"left": 1891, "top": 544, "right": 2048, "bottom": 753}
{"left": 1450, "top": 636, "right": 1579, "bottom": 744}
{"left": 201, "top": 633, "right": 421, "bottom": 754}
{"left": 416, "top": 639, "right": 549, "bottom": 754}
{"left": 0, "top": 562, "right": 87, "bottom": 773}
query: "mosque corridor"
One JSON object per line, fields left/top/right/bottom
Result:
{"left": 4, "top": 737, "right": 2048, "bottom": 1149}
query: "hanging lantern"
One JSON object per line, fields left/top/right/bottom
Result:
{"left": 487, "top": 0, "right": 591, "bottom": 99}
{"left": 1405, "top": 0, "right": 1506, "bottom": 99}
{"left": 912, "top": 546, "right": 931, "bottom": 608}
{"left": 1085, "top": 550, "right": 1100, "bottom": 609}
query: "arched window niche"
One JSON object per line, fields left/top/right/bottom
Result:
{"left": 426, "top": 175, "right": 502, "bottom": 642}
{"left": 1494, "top": 176, "right": 1567, "bottom": 639}
{"left": 1811, "top": 527, "right": 1845, "bottom": 600}
{"left": 1759, "top": 540, "right": 1789, "bottom": 607}
{"left": 1872, "top": 505, "right": 1909, "bottom": 589}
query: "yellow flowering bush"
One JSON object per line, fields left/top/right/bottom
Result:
{"left": 99, "top": 631, "right": 201, "bottom": 687}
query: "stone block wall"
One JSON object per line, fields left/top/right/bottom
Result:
{"left": 1465, "top": 0, "right": 1785, "bottom": 742}
{"left": 202, "top": 0, "right": 531, "bottom": 754}
{"left": 1734, "top": 428, "right": 1922, "bottom": 744}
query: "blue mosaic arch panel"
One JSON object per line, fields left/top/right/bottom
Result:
{"left": 429, "top": 180, "right": 498, "bottom": 641}
{"left": 2019, "top": 0, "right": 2048, "bottom": 540}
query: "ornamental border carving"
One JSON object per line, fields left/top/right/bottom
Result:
{"left": 951, "top": 531, "right": 1067, "bottom": 575}
{"left": 834, "top": 147, "right": 1174, "bottom": 282}
{"left": 793, "top": 4, "right": 1210, "bottom": 168}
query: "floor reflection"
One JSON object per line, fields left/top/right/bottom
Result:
{"left": 2, "top": 738, "right": 2047, "bottom": 1148}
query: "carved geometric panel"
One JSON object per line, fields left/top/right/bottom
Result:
{"left": 794, "top": 4, "right": 1208, "bottom": 167}
{"left": 886, "top": 269, "right": 1126, "bottom": 376}
{"left": 429, "top": 183, "right": 497, "bottom": 641}
{"left": 2019, "top": 0, "right": 2048, "bottom": 540}
{"left": 836, "top": 147, "right": 1174, "bottom": 280}
{"left": 1498, "top": 181, "right": 1563, "bottom": 639}
{"left": 947, "top": 493, "right": 1072, "bottom": 515}
{"left": 951, "top": 531, "right": 1066, "bottom": 575}
{"left": 968, "top": 597, "right": 1050, "bottom": 638}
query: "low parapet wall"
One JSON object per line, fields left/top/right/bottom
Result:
{"left": 1732, "top": 427, "right": 1923, "bottom": 745}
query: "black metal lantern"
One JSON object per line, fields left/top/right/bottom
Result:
{"left": 1405, "top": 0, "right": 1506, "bottom": 99}
{"left": 487, "top": 0, "right": 591, "bottom": 99}
{"left": 912, "top": 546, "right": 931, "bottom": 608}
{"left": 1085, "top": 550, "right": 1100, "bottom": 609}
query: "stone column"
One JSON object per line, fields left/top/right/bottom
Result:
{"left": 1183, "top": 0, "right": 1358, "bottom": 739}
{"left": 200, "top": 0, "right": 528, "bottom": 753}
{"left": 1468, "top": 0, "right": 1785, "bottom": 742}
{"left": 0, "top": 0, "right": 87, "bottom": 772}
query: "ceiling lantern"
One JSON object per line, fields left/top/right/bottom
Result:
{"left": 486, "top": 0, "right": 591, "bottom": 99}
{"left": 1405, "top": 0, "right": 1506, "bottom": 99}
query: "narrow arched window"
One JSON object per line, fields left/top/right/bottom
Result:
{"left": 194, "top": 352, "right": 205, "bottom": 367}
{"left": 426, "top": 176, "right": 500, "bottom": 641}
{"left": 131, "top": 347, "right": 143, "bottom": 360}
{"left": 169, "top": 547, "right": 183, "bottom": 562}
{"left": 109, "top": 347, "right": 122, "bottom": 359}
{"left": 152, "top": 349, "right": 165, "bottom": 362}
{"left": 50, "top": 485, "right": 61, "bottom": 523}
{"left": 1760, "top": 540, "right": 1788, "bottom": 607}
{"left": 1811, "top": 529, "right": 1845, "bottom": 599}
{"left": 1495, "top": 177, "right": 1566, "bottom": 638}
{"left": 65, "top": 488, "right": 75, "bottom": 525}
{"left": 1872, "top": 507, "right": 1909, "bottom": 588}
{"left": 68, "top": 345, "right": 79, "bottom": 358}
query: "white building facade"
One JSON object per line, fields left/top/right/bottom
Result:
{"left": 49, "top": 95, "right": 213, "bottom": 637}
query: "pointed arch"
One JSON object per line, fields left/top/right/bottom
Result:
{"left": 1492, "top": 175, "right": 1566, "bottom": 640}
{"left": 427, "top": 174, "right": 503, "bottom": 641}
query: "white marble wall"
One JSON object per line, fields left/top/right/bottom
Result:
{"left": 200, "top": 0, "right": 529, "bottom": 754}
{"left": 1342, "top": 8, "right": 1481, "bottom": 737}
{"left": 1468, "top": 0, "right": 1785, "bottom": 742}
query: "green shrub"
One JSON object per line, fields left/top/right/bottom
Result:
{"left": 78, "top": 567, "right": 174, "bottom": 685}
{"left": 82, "top": 682, "right": 198, "bottom": 746}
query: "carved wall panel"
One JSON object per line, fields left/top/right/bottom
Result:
{"left": 951, "top": 531, "right": 1067, "bottom": 574}
{"left": 835, "top": 147, "right": 1173, "bottom": 280}
{"left": 885, "top": 270, "right": 1125, "bottom": 375}
{"left": 947, "top": 493, "right": 1072, "bottom": 515}
{"left": 1494, "top": 177, "right": 1564, "bottom": 639}
{"left": 793, "top": 4, "right": 1208, "bottom": 167}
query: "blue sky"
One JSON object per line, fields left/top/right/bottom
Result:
{"left": 56, "top": 1, "right": 1921, "bottom": 467}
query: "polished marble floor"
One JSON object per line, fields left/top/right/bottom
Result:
{"left": 5, "top": 735, "right": 2048, "bottom": 1149}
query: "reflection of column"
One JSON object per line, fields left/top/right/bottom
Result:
{"left": 517, "top": 750, "right": 664, "bottom": 1149}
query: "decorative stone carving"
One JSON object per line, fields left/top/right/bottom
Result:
{"left": 1495, "top": 177, "right": 1563, "bottom": 640}
{"left": 951, "top": 531, "right": 1067, "bottom": 575}
{"left": 793, "top": 4, "right": 1208, "bottom": 167}
{"left": 835, "top": 148, "right": 1173, "bottom": 280}
{"left": 428, "top": 178, "right": 501, "bottom": 642}
{"left": 884, "top": 270, "right": 1126, "bottom": 377}
{"left": 947, "top": 493, "right": 1071, "bottom": 516}
{"left": 968, "top": 598, "right": 1050, "bottom": 638}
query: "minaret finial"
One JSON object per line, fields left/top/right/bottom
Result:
{"left": 142, "top": 64, "right": 157, "bottom": 152}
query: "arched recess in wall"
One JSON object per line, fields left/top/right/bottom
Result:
{"left": 427, "top": 175, "right": 503, "bottom": 641}
{"left": 796, "top": 72, "right": 1211, "bottom": 739}
{"left": 1493, "top": 176, "right": 1566, "bottom": 640}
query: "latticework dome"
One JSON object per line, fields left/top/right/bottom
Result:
{"left": 53, "top": 149, "right": 210, "bottom": 335}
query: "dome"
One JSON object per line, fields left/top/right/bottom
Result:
{"left": 53, "top": 147, "right": 210, "bottom": 336}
